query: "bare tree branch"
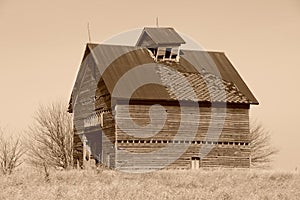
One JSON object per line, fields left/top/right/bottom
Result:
{"left": 26, "top": 101, "right": 74, "bottom": 170}
{"left": 0, "top": 129, "right": 26, "bottom": 175}
{"left": 250, "top": 121, "right": 278, "bottom": 169}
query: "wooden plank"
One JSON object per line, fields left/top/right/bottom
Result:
{"left": 115, "top": 104, "right": 250, "bottom": 170}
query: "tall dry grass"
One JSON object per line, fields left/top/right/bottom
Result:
{"left": 0, "top": 167, "right": 299, "bottom": 200}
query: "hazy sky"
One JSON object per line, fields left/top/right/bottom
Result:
{"left": 0, "top": 0, "right": 299, "bottom": 170}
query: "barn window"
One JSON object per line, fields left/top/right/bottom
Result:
{"left": 154, "top": 47, "right": 179, "bottom": 61}
{"left": 148, "top": 48, "right": 158, "bottom": 57}
{"left": 165, "top": 48, "right": 172, "bottom": 58}
{"left": 156, "top": 47, "right": 166, "bottom": 60}
{"left": 171, "top": 52, "right": 177, "bottom": 59}
{"left": 170, "top": 48, "right": 178, "bottom": 60}
{"left": 191, "top": 157, "right": 201, "bottom": 169}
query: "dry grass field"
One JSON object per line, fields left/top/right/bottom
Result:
{"left": 1, "top": 168, "right": 299, "bottom": 200}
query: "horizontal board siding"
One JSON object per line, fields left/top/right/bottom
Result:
{"left": 95, "top": 78, "right": 111, "bottom": 111}
{"left": 116, "top": 104, "right": 249, "bottom": 142}
{"left": 115, "top": 104, "right": 250, "bottom": 170}
{"left": 102, "top": 112, "right": 116, "bottom": 143}
{"left": 116, "top": 144, "right": 250, "bottom": 170}
{"left": 73, "top": 59, "right": 98, "bottom": 135}
{"left": 167, "top": 144, "right": 250, "bottom": 169}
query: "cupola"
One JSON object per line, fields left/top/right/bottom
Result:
{"left": 136, "top": 27, "right": 185, "bottom": 62}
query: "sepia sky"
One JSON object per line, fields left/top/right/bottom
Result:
{"left": 0, "top": 0, "right": 299, "bottom": 170}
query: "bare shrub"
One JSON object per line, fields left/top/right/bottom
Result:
{"left": 26, "top": 101, "right": 74, "bottom": 170}
{"left": 0, "top": 129, "right": 25, "bottom": 175}
{"left": 250, "top": 122, "right": 278, "bottom": 168}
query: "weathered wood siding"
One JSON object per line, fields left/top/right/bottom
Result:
{"left": 73, "top": 132, "right": 84, "bottom": 166}
{"left": 115, "top": 103, "right": 250, "bottom": 171}
{"left": 72, "top": 55, "right": 98, "bottom": 166}
{"left": 72, "top": 52, "right": 115, "bottom": 166}
{"left": 95, "top": 77, "right": 115, "bottom": 167}
{"left": 100, "top": 111, "right": 116, "bottom": 168}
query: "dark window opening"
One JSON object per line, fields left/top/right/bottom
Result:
{"left": 165, "top": 48, "right": 172, "bottom": 58}
{"left": 171, "top": 54, "right": 177, "bottom": 59}
{"left": 148, "top": 48, "right": 157, "bottom": 57}
{"left": 191, "top": 157, "right": 201, "bottom": 160}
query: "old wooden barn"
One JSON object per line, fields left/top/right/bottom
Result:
{"left": 68, "top": 27, "right": 259, "bottom": 171}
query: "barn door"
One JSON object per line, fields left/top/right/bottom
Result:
{"left": 83, "top": 129, "right": 102, "bottom": 163}
{"left": 191, "top": 157, "right": 200, "bottom": 169}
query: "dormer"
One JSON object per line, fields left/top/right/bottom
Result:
{"left": 136, "top": 27, "right": 185, "bottom": 62}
